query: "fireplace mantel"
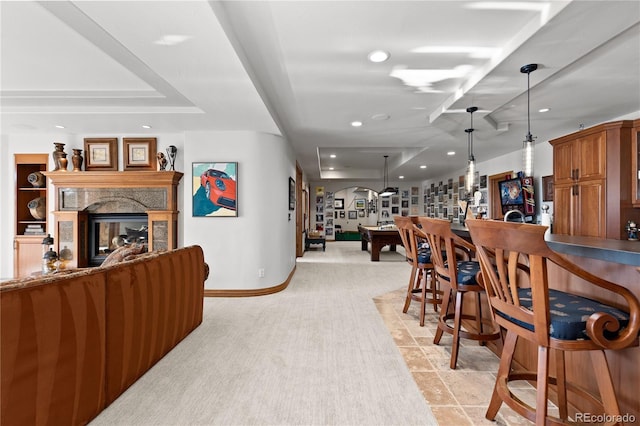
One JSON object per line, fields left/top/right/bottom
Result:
{"left": 43, "top": 171, "right": 184, "bottom": 268}
{"left": 44, "top": 170, "right": 183, "bottom": 187}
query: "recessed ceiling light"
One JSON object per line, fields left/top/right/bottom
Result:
{"left": 330, "top": 154, "right": 336, "bottom": 158}
{"left": 142, "top": 125, "right": 152, "bottom": 129}
{"left": 538, "top": 108, "right": 550, "bottom": 113}
{"left": 55, "top": 125, "right": 65, "bottom": 129}
{"left": 420, "top": 165, "right": 427, "bottom": 169}
{"left": 368, "top": 50, "right": 390, "bottom": 63}
{"left": 351, "top": 121, "right": 363, "bottom": 127}
{"left": 329, "top": 167, "right": 334, "bottom": 171}
{"left": 399, "top": 176, "right": 405, "bottom": 179}
{"left": 447, "top": 151, "right": 456, "bottom": 156}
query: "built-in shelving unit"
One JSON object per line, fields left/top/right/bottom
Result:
{"left": 14, "top": 153, "right": 49, "bottom": 277}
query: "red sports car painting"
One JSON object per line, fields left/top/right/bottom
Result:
{"left": 200, "top": 169, "right": 237, "bottom": 211}
{"left": 193, "top": 162, "right": 238, "bottom": 217}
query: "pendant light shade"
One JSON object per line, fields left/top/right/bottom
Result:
{"left": 380, "top": 155, "right": 396, "bottom": 197}
{"left": 465, "top": 106, "right": 478, "bottom": 196}
{"left": 521, "top": 63, "right": 537, "bottom": 177}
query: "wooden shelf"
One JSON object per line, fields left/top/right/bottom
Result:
{"left": 43, "top": 170, "right": 183, "bottom": 188}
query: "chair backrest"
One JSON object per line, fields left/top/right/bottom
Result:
{"left": 417, "top": 217, "right": 475, "bottom": 287}
{"left": 394, "top": 216, "right": 417, "bottom": 266}
{"left": 465, "top": 219, "right": 640, "bottom": 350}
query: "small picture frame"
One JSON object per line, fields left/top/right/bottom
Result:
{"left": 288, "top": 177, "right": 296, "bottom": 211}
{"left": 542, "top": 175, "right": 554, "bottom": 202}
{"left": 355, "top": 199, "right": 366, "bottom": 210}
{"left": 84, "top": 138, "right": 118, "bottom": 171}
{"left": 348, "top": 210, "right": 357, "bottom": 219}
{"left": 123, "top": 138, "right": 157, "bottom": 171}
{"left": 334, "top": 198, "right": 344, "bottom": 209}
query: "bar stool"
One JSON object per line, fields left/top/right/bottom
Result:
{"left": 466, "top": 219, "right": 640, "bottom": 425}
{"left": 417, "top": 216, "right": 501, "bottom": 369}
{"left": 394, "top": 216, "right": 439, "bottom": 326}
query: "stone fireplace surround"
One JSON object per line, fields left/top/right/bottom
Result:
{"left": 43, "top": 171, "right": 183, "bottom": 268}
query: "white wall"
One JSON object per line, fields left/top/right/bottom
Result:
{"left": 1, "top": 131, "right": 297, "bottom": 292}
{"left": 182, "top": 131, "right": 296, "bottom": 290}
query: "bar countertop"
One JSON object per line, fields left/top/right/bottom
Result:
{"left": 451, "top": 223, "right": 640, "bottom": 267}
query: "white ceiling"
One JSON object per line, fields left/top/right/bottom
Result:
{"left": 2, "top": 1, "right": 639, "bottom": 183}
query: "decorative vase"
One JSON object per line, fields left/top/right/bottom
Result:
{"left": 59, "top": 153, "right": 69, "bottom": 171}
{"left": 166, "top": 145, "right": 177, "bottom": 171}
{"left": 27, "top": 171, "right": 46, "bottom": 188}
{"left": 72, "top": 149, "right": 83, "bottom": 171}
{"left": 27, "top": 196, "right": 46, "bottom": 220}
{"left": 52, "top": 142, "right": 66, "bottom": 171}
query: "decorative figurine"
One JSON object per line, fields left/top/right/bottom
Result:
{"left": 157, "top": 152, "right": 168, "bottom": 170}
{"left": 626, "top": 220, "right": 638, "bottom": 241}
{"left": 166, "top": 145, "right": 177, "bottom": 171}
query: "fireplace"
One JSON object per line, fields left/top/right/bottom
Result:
{"left": 44, "top": 170, "right": 183, "bottom": 269}
{"left": 88, "top": 213, "right": 148, "bottom": 266}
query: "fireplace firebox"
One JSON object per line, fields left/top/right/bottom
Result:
{"left": 88, "top": 213, "right": 148, "bottom": 266}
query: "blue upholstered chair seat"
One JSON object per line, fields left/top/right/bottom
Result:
{"left": 417, "top": 248, "right": 432, "bottom": 264}
{"left": 499, "top": 288, "right": 630, "bottom": 341}
{"left": 456, "top": 260, "right": 481, "bottom": 285}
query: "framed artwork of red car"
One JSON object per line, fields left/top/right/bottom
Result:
{"left": 192, "top": 162, "right": 238, "bottom": 217}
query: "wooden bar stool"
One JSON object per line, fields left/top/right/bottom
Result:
{"left": 466, "top": 219, "right": 640, "bottom": 425}
{"left": 394, "top": 216, "right": 440, "bottom": 326}
{"left": 418, "top": 216, "right": 501, "bottom": 369}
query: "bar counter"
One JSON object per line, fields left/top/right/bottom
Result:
{"left": 452, "top": 222, "right": 640, "bottom": 266}
{"left": 451, "top": 222, "right": 640, "bottom": 420}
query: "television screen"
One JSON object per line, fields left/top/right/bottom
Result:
{"left": 499, "top": 178, "right": 525, "bottom": 214}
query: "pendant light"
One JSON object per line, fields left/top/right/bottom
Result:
{"left": 520, "top": 63, "right": 538, "bottom": 177}
{"left": 380, "top": 155, "right": 396, "bottom": 197}
{"left": 465, "top": 106, "right": 478, "bottom": 196}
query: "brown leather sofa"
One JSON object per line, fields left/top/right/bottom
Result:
{"left": 1, "top": 245, "right": 207, "bottom": 426}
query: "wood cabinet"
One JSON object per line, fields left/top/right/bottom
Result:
{"left": 13, "top": 153, "right": 49, "bottom": 277}
{"left": 550, "top": 120, "right": 640, "bottom": 239}
{"left": 632, "top": 118, "right": 640, "bottom": 207}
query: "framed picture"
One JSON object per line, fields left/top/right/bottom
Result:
{"left": 334, "top": 198, "right": 344, "bottom": 209}
{"left": 348, "top": 210, "right": 357, "bottom": 219}
{"left": 192, "top": 162, "right": 238, "bottom": 217}
{"left": 123, "top": 137, "right": 157, "bottom": 171}
{"left": 339, "top": 211, "right": 345, "bottom": 218}
{"left": 84, "top": 138, "right": 118, "bottom": 171}
{"left": 542, "top": 175, "right": 554, "bottom": 201}
{"left": 355, "top": 199, "right": 366, "bottom": 210}
{"left": 288, "top": 177, "right": 296, "bottom": 210}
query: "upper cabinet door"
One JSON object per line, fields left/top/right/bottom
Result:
{"left": 553, "top": 141, "right": 576, "bottom": 185}
{"left": 576, "top": 132, "right": 606, "bottom": 181}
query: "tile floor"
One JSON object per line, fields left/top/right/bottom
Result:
{"left": 373, "top": 287, "right": 559, "bottom": 426}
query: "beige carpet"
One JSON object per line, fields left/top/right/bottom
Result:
{"left": 91, "top": 242, "right": 437, "bottom": 425}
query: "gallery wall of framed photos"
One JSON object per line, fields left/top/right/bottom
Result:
{"left": 312, "top": 173, "right": 490, "bottom": 239}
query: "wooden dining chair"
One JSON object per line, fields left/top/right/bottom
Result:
{"left": 417, "top": 216, "right": 501, "bottom": 369}
{"left": 394, "top": 216, "right": 439, "bottom": 326}
{"left": 466, "top": 219, "right": 640, "bottom": 425}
